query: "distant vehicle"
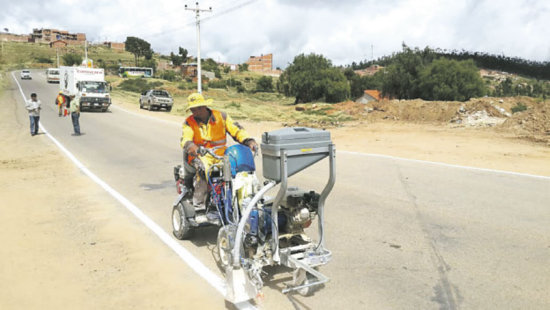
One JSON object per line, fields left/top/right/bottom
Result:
{"left": 59, "top": 66, "right": 111, "bottom": 112}
{"left": 118, "top": 66, "right": 153, "bottom": 78}
{"left": 46, "top": 68, "right": 60, "bottom": 83}
{"left": 140, "top": 89, "right": 173, "bottom": 111}
{"left": 20, "top": 70, "right": 31, "bottom": 80}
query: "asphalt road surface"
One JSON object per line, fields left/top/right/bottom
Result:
{"left": 10, "top": 70, "right": 550, "bottom": 309}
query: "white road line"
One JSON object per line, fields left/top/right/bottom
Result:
{"left": 340, "top": 151, "right": 550, "bottom": 180}
{"left": 11, "top": 72, "right": 257, "bottom": 310}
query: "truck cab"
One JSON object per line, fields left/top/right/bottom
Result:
{"left": 59, "top": 66, "right": 111, "bottom": 112}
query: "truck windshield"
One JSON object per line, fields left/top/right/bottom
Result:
{"left": 82, "top": 81, "right": 108, "bottom": 94}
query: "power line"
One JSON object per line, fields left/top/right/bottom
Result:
{"left": 143, "top": 0, "right": 259, "bottom": 41}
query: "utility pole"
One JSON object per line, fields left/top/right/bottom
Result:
{"left": 185, "top": 2, "right": 212, "bottom": 94}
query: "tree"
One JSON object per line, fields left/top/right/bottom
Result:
{"left": 238, "top": 63, "right": 248, "bottom": 72}
{"left": 418, "top": 58, "right": 485, "bottom": 101}
{"left": 255, "top": 76, "right": 273, "bottom": 92}
{"left": 125, "top": 36, "right": 153, "bottom": 66}
{"left": 170, "top": 47, "right": 188, "bottom": 66}
{"left": 278, "top": 53, "right": 349, "bottom": 103}
{"left": 62, "top": 53, "right": 83, "bottom": 66}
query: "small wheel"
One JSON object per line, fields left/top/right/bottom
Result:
{"left": 217, "top": 226, "right": 235, "bottom": 267}
{"left": 172, "top": 202, "right": 192, "bottom": 239}
{"left": 296, "top": 268, "right": 321, "bottom": 297}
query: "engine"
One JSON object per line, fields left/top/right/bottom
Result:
{"left": 242, "top": 187, "right": 320, "bottom": 255}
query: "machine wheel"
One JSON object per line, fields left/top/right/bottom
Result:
{"left": 296, "top": 268, "right": 320, "bottom": 297}
{"left": 217, "top": 226, "right": 235, "bottom": 267}
{"left": 172, "top": 202, "right": 192, "bottom": 239}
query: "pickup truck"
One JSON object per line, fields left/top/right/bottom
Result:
{"left": 139, "top": 89, "right": 173, "bottom": 112}
{"left": 20, "top": 70, "right": 32, "bottom": 80}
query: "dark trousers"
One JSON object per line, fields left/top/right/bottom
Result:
{"left": 71, "top": 112, "right": 80, "bottom": 134}
{"left": 29, "top": 116, "right": 39, "bottom": 135}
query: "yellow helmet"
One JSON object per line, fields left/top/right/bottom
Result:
{"left": 59, "top": 91, "right": 63, "bottom": 94}
{"left": 186, "top": 93, "right": 212, "bottom": 111}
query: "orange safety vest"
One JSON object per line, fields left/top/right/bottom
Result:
{"left": 56, "top": 94, "right": 66, "bottom": 106}
{"left": 185, "top": 109, "right": 227, "bottom": 162}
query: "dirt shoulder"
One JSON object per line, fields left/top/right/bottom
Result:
{"left": 0, "top": 82, "right": 220, "bottom": 309}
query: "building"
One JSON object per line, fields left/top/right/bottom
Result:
{"left": 356, "top": 90, "right": 382, "bottom": 104}
{"left": 31, "top": 28, "right": 86, "bottom": 45}
{"left": 182, "top": 63, "right": 198, "bottom": 77}
{"left": 103, "top": 41, "right": 125, "bottom": 51}
{"left": 49, "top": 40, "right": 67, "bottom": 48}
{"left": 246, "top": 53, "right": 273, "bottom": 73}
{"left": 0, "top": 32, "right": 30, "bottom": 42}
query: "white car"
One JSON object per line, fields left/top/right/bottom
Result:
{"left": 20, "top": 70, "right": 32, "bottom": 80}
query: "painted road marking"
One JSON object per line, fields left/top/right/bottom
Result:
{"left": 340, "top": 151, "right": 550, "bottom": 180}
{"left": 11, "top": 72, "right": 257, "bottom": 310}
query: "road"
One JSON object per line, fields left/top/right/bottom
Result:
{"left": 10, "top": 70, "right": 550, "bottom": 309}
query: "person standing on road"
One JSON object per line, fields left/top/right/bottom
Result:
{"left": 69, "top": 94, "right": 81, "bottom": 135}
{"left": 180, "top": 93, "right": 258, "bottom": 208}
{"left": 25, "top": 93, "right": 41, "bottom": 136}
{"left": 56, "top": 91, "right": 66, "bottom": 117}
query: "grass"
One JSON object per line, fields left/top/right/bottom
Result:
{"left": 1, "top": 41, "right": 352, "bottom": 127}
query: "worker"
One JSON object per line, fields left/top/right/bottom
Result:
{"left": 180, "top": 93, "right": 257, "bottom": 208}
{"left": 56, "top": 91, "right": 66, "bottom": 117}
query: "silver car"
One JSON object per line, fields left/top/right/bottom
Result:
{"left": 139, "top": 89, "right": 173, "bottom": 112}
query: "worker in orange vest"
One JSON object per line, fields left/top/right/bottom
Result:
{"left": 180, "top": 93, "right": 257, "bottom": 208}
{"left": 56, "top": 91, "right": 66, "bottom": 117}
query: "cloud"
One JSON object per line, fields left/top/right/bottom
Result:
{"left": 1, "top": 0, "right": 549, "bottom": 68}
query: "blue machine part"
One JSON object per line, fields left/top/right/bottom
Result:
{"left": 225, "top": 144, "right": 255, "bottom": 177}
{"left": 261, "top": 207, "right": 287, "bottom": 235}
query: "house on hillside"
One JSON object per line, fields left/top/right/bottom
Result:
{"left": 49, "top": 40, "right": 67, "bottom": 48}
{"left": 356, "top": 90, "right": 382, "bottom": 104}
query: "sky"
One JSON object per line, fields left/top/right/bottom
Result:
{"left": 1, "top": 0, "right": 549, "bottom": 68}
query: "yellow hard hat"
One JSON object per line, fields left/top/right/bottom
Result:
{"left": 59, "top": 91, "right": 63, "bottom": 94}
{"left": 186, "top": 93, "right": 212, "bottom": 111}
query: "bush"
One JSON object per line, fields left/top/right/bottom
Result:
{"left": 227, "top": 78, "right": 242, "bottom": 87}
{"left": 208, "top": 79, "right": 227, "bottom": 89}
{"left": 236, "top": 85, "right": 246, "bottom": 93}
{"left": 511, "top": 102, "right": 527, "bottom": 113}
{"left": 159, "top": 70, "right": 180, "bottom": 82}
{"left": 62, "top": 53, "right": 83, "bottom": 66}
{"left": 35, "top": 57, "right": 53, "bottom": 64}
{"left": 255, "top": 76, "right": 274, "bottom": 92}
{"left": 118, "top": 79, "right": 163, "bottom": 93}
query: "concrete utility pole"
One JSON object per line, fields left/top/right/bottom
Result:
{"left": 185, "top": 2, "right": 212, "bottom": 94}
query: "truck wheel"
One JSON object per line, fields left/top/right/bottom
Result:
{"left": 172, "top": 202, "right": 192, "bottom": 240}
{"left": 139, "top": 100, "right": 143, "bottom": 109}
{"left": 167, "top": 107, "right": 172, "bottom": 112}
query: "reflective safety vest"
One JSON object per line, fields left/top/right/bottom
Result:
{"left": 185, "top": 109, "right": 227, "bottom": 162}
{"left": 56, "top": 94, "right": 66, "bottom": 106}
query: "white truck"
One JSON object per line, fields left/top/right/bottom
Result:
{"left": 59, "top": 66, "right": 111, "bottom": 112}
{"left": 46, "top": 68, "right": 60, "bottom": 83}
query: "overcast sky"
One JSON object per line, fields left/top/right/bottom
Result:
{"left": 1, "top": 0, "right": 549, "bottom": 68}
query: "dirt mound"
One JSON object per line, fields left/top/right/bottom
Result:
{"left": 320, "top": 96, "right": 550, "bottom": 145}
{"left": 500, "top": 100, "right": 550, "bottom": 144}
